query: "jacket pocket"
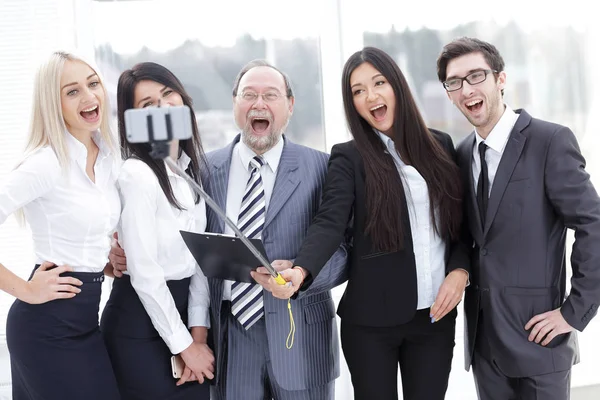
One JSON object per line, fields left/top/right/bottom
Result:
{"left": 360, "top": 251, "right": 390, "bottom": 260}
{"left": 504, "top": 286, "right": 552, "bottom": 296}
{"left": 303, "top": 299, "right": 335, "bottom": 325}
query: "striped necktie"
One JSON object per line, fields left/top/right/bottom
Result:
{"left": 231, "top": 156, "right": 266, "bottom": 329}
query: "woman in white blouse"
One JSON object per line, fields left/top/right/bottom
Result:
{"left": 0, "top": 52, "right": 121, "bottom": 399}
{"left": 100, "top": 62, "right": 212, "bottom": 400}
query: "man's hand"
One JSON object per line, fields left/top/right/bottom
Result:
{"left": 108, "top": 232, "right": 127, "bottom": 277}
{"left": 254, "top": 260, "right": 293, "bottom": 276}
{"left": 251, "top": 260, "right": 304, "bottom": 299}
{"left": 177, "top": 365, "right": 198, "bottom": 386}
{"left": 525, "top": 309, "right": 574, "bottom": 346}
{"left": 430, "top": 269, "right": 468, "bottom": 322}
{"left": 178, "top": 342, "right": 215, "bottom": 386}
{"left": 250, "top": 260, "right": 292, "bottom": 289}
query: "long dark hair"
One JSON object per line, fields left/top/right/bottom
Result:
{"left": 117, "top": 62, "right": 207, "bottom": 210}
{"left": 341, "top": 47, "right": 462, "bottom": 252}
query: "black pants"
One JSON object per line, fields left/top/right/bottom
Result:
{"left": 341, "top": 308, "right": 456, "bottom": 400}
{"left": 100, "top": 275, "right": 210, "bottom": 400}
{"left": 7, "top": 266, "right": 120, "bottom": 400}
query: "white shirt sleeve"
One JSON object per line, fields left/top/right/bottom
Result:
{"left": 187, "top": 200, "right": 210, "bottom": 328}
{"left": 188, "top": 262, "right": 210, "bottom": 328}
{"left": 117, "top": 161, "right": 192, "bottom": 354}
{"left": 0, "top": 148, "right": 61, "bottom": 224}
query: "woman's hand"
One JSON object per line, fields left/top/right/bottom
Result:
{"left": 177, "top": 341, "right": 215, "bottom": 386}
{"left": 430, "top": 269, "right": 468, "bottom": 322}
{"left": 22, "top": 261, "right": 82, "bottom": 304}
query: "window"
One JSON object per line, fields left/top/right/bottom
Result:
{"left": 92, "top": 0, "right": 327, "bottom": 152}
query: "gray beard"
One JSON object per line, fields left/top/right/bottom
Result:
{"left": 241, "top": 121, "right": 288, "bottom": 153}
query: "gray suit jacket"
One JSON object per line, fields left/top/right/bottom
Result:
{"left": 204, "top": 135, "right": 348, "bottom": 390}
{"left": 457, "top": 109, "right": 600, "bottom": 377}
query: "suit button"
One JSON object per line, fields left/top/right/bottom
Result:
{"left": 481, "top": 248, "right": 488, "bottom": 256}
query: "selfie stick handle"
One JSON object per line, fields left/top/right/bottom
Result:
{"left": 149, "top": 109, "right": 286, "bottom": 285}
{"left": 164, "top": 157, "right": 285, "bottom": 284}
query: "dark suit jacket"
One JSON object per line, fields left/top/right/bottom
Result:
{"left": 295, "top": 129, "right": 470, "bottom": 327}
{"left": 457, "top": 109, "right": 600, "bottom": 377}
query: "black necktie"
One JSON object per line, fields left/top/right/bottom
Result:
{"left": 476, "top": 142, "right": 489, "bottom": 229}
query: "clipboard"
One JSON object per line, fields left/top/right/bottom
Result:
{"left": 180, "top": 231, "right": 268, "bottom": 283}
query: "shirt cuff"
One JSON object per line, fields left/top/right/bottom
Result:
{"left": 188, "top": 306, "right": 211, "bottom": 329}
{"left": 165, "top": 325, "right": 194, "bottom": 355}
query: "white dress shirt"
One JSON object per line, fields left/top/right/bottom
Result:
{"left": 377, "top": 131, "right": 447, "bottom": 310}
{"left": 472, "top": 105, "right": 520, "bottom": 193}
{"left": 117, "top": 154, "right": 210, "bottom": 355}
{"left": 0, "top": 131, "right": 120, "bottom": 272}
{"left": 221, "top": 138, "right": 284, "bottom": 300}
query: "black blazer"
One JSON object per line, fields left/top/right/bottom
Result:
{"left": 295, "top": 129, "right": 470, "bottom": 327}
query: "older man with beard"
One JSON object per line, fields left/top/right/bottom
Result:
{"left": 193, "top": 60, "right": 348, "bottom": 400}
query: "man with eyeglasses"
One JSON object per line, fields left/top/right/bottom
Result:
{"left": 200, "top": 60, "right": 347, "bottom": 400}
{"left": 109, "top": 60, "right": 347, "bottom": 399}
{"left": 436, "top": 37, "right": 600, "bottom": 399}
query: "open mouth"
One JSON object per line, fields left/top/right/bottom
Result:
{"left": 370, "top": 104, "right": 387, "bottom": 121}
{"left": 251, "top": 117, "right": 270, "bottom": 134}
{"left": 80, "top": 105, "right": 99, "bottom": 122}
{"left": 465, "top": 100, "right": 483, "bottom": 113}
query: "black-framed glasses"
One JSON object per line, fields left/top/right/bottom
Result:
{"left": 443, "top": 69, "right": 498, "bottom": 92}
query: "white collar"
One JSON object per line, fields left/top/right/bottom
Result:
{"left": 238, "top": 136, "right": 284, "bottom": 173}
{"left": 375, "top": 129, "right": 407, "bottom": 165}
{"left": 475, "top": 105, "right": 518, "bottom": 153}
{"left": 165, "top": 151, "right": 192, "bottom": 178}
{"left": 64, "top": 130, "right": 112, "bottom": 162}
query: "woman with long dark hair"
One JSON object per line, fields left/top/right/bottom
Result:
{"left": 100, "top": 62, "right": 212, "bottom": 400}
{"left": 270, "top": 47, "right": 471, "bottom": 399}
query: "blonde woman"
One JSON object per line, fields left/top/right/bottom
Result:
{"left": 0, "top": 52, "right": 121, "bottom": 399}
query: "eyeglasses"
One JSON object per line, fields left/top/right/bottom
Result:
{"left": 238, "top": 90, "right": 283, "bottom": 103}
{"left": 443, "top": 69, "right": 498, "bottom": 92}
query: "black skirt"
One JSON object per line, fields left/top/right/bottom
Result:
{"left": 6, "top": 265, "right": 120, "bottom": 400}
{"left": 100, "top": 275, "right": 209, "bottom": 400}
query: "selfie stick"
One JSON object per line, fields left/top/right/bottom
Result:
{"left": 147, "top": 110, "right": 287, "bottom": 286}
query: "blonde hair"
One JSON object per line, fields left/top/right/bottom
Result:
{"left": 24, "top": 51, "right": 116, "bottom": 168}
{"left": 14, "top": 52, "right": 116, "bottom": 225}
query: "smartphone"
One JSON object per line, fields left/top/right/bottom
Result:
{"left": 124, "top": 105, "right": 193, "bottom": 143}
{"left": 171, "top": 355, "right": 184, "bottom": 379}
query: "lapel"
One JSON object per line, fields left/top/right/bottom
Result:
{"left": 207, "top": 138, "right": 238, "bottom": 234}
{"left": 263, "top": 138, "right": 300, "bottom": 229}
{"left": 483, "top": 111, "right": 529, "bottom": 236}
{"left": 204, "top": 138, "right": 242, "bottom": 308}
{"left": 459, "top": 133, "right": 484, "bottom": 243}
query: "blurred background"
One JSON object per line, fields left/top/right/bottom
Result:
{"left": 1, "top": 0, "right": 599, "bottom": 398}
